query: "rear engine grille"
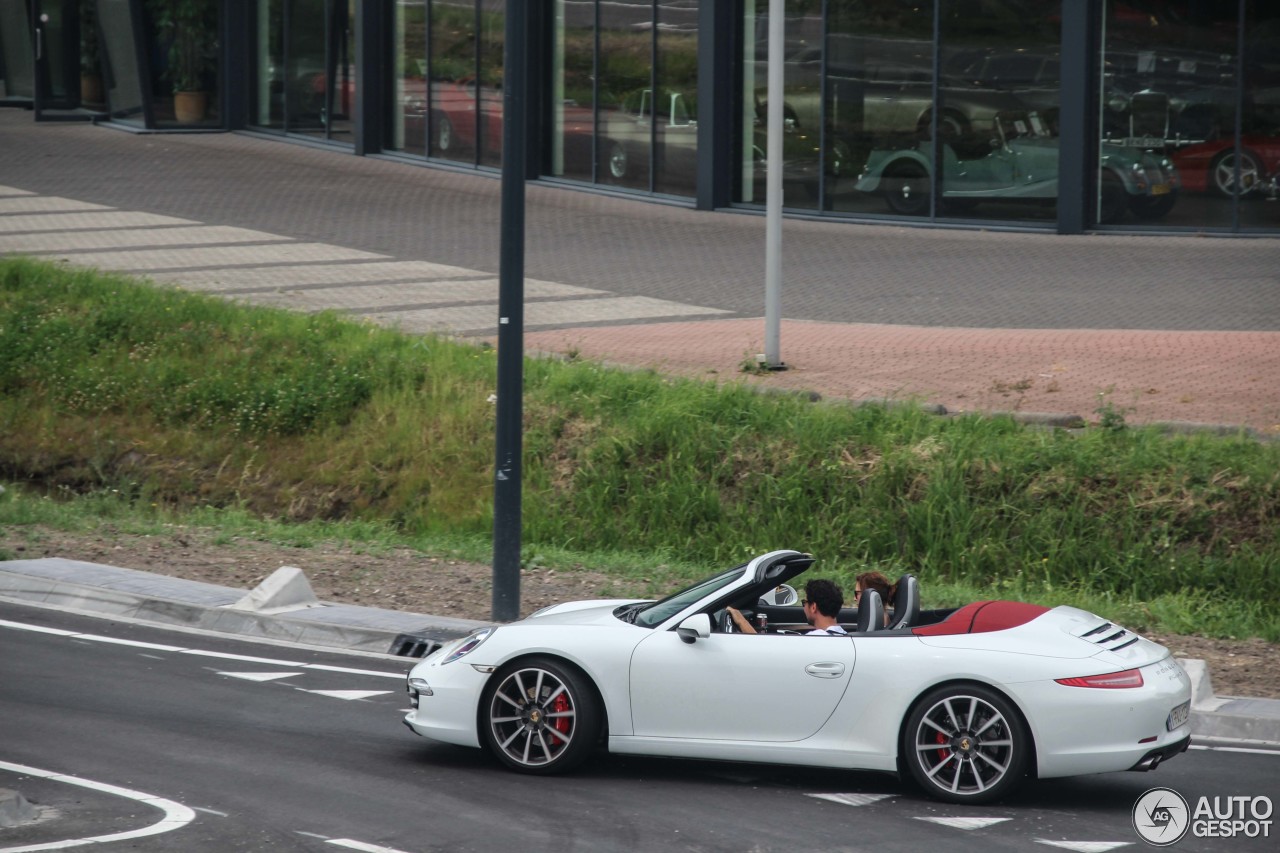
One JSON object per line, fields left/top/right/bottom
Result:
{"left": 1075, "top": 621, "right": 1141, "bottom": 652}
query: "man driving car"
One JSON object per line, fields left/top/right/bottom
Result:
{"left": 728, "top": 578, "right": 848, "bottom": 635}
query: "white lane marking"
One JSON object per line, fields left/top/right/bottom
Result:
{"left": 193, "top": 806, "right": 228, "bottom": 817}
{"left": 302, "top": 664, "right": 406, "bottom": 680}
{"left": 301, "top": 690, "right": 393, "bottom": 701}
{"left": 0, "top": 760, "right": 195, "bottom": 852}
{"left": 0, "top": 619, "right": 76, "bottom": 637}
{"left": 327, "top": 839, "right": 416, "bottom": 853}
{"left": 915, "top": 816, "right": 1011, "bottom": 830}
{"left": 218, "top": 671, "right": 303, "bottom": 682}
{"left": 1034, "top": 841, "right": 1131, "bottom": 852}
{"left": 806, "top": 792, "right": 898, "bottom": 807}
{"left": 0, "top": 619, "right": 407, "bottom": 678}
{"left": 179, "top": 649, "right": 305, "bottom": 665}
{"left": 71, "top": 634, "right": 185, "bottom": 652}
{"left": 1190, "top": 744, "right": 1280, "bottom": 756}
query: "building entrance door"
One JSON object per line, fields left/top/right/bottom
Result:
{"left": 30, "top": 0, "right": 102, "bottom": 120}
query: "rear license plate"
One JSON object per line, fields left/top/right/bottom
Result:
{"left": 1151, "top": 183, "right": 1171, "bottom": 196}
{"left": 1167, "top": 700, "right": 1190, "bottom": 731}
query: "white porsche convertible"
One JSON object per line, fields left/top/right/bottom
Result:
{"left": 403, "top": 550, "right": 1192, "bottom": 803}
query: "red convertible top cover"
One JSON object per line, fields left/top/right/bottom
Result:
{"left": 912, "top": 600, "right": 1051, "bottom": 636}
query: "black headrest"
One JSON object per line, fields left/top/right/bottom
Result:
{"left": 887, "top": 574, "right": 920, "bottom": 630}
{"left": 855, "top": 589, "right": 884, "bottom": 633}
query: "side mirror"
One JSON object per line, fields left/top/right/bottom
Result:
{"left": 677, "top": 613, "right": 712, "bottom": 644}
{"left": 759, "top": 584, "right": 799, "bottom": 607}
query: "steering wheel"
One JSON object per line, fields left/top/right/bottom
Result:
{"left": 717, "top": 608, "right": 735, "bottom": 633}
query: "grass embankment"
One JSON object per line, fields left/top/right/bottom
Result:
{"left": 1, "top": 257, "right": 1277, "bottom": 639}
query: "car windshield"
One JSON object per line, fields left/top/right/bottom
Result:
{"left": 632, "top": 565, "right": 746, "bottom": 628}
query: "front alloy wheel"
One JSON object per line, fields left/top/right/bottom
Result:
{"left": 1211, "top": 150, "right": 1263, "bottom": 197}
{"left": 482, "top": 657, "right": 601, "bottom": 774}
{"left": 903, "top": 684, "right": 1029, "bottom": 804}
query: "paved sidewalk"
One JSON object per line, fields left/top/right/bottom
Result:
{"left": 0, "top": 110, "right": 1277, "bottom": 434}
{"left": 1, "top": 557, "right": 1276, "bottom": 748}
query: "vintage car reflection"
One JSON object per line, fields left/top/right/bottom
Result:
{"left": 557, "top": 89, "right": 700, "bottom": 189}
{"left": 855, "top": 111, "right": 1181, "bottom": 223}
{"left": 1170, "top": 133, "right": 1280, "bottom": 197}
{"left": 751, "top": 92, "right": 856, "bottom": 197}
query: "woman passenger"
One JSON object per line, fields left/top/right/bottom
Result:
{"left": 854, "top": 571, "right": 897, "bottom": 627}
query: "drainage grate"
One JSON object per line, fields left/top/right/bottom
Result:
{"left": 389, "top": 633, "right": 444, "bottom": 658}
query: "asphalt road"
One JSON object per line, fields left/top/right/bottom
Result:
{"left": 2, "top": 601, "right": 1277, "bottom": 853}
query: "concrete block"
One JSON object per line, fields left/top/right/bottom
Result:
{"left": 225, "top": 566, "right": 319, "bottom": 613}
{"left": 0, "top": 788, "right": 37, "bottom": 827}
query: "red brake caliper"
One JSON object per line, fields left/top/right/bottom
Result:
{"left": 553, "top": 692, "right": 572, "bottom": 736}
{"left": 935, "top": 731, "right": 949, "bottom": 765}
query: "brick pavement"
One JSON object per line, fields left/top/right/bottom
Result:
{"left": 1, "top": 110, "right": 1277, "bottom": 435}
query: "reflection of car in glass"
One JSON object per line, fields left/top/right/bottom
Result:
{"left": 1170, "top": 133, "right": 1280, "bottom": 197}
{"left": 752, "top": 91, "right": 854, "bottom": 197}
{"left": 404, "top": 549, "right": 1192, "bottom": 805}
{"left": 403, "top": 77, "right": 504, "bottom": 158}
{"left": 855, "top": 110, "right": 1181, "bottom": 223}
{"left": 558, "top": 89, "right": 699, "bottom": 187}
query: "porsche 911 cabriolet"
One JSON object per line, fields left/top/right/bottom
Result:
{"left": 854, "top": 110, "right": 1182, "bottom": 224}
{"left": 403, "top": 549, "right": 1192, "bottom": 804}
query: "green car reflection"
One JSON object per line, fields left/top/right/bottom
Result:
{"left": 855, "top": 111, "right": 1181, "bottom": 224}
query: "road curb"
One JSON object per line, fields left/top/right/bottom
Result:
{"left": 0, "top": 559, "right": 484, "bottom": 656}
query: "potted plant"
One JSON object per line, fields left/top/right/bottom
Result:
{"left": 150, "top": 0, "right": 218, "bottom": 122}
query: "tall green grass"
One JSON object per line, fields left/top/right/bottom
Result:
{"left": 2, "top": 257, "right": 1278, "bottom": 638}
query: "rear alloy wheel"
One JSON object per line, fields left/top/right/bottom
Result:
{"left": 1211, "top": 149, "right": 1263, "bottom": 197}
{"left": 884, "top": 161, "right": 931, "bottom": 216}
{"left": 903, "top": 684, "right": 1029, "bottom": 804}
{"left": 436, "top": 114, "right": 454, "bottom": 153}
{"left": 607, "top": 142, "right": 629, "bottom": 181}
{"left": 482, "top": 657, "right": 601, "bottom": 775}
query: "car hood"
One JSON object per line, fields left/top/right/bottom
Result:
{"left": 521, "top": 599, "right": 647, "bottom": 627}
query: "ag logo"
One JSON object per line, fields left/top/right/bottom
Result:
{"left": 1133, "top": 787, "right": 1190, "bottom": 846}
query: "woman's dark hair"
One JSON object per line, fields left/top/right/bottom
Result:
{"left": 856, "top": 571, "right": 897, "bottom": 607}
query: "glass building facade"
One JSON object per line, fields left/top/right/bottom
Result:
{"left": 2, "top": 0, "right": 1277, "bottom": 234}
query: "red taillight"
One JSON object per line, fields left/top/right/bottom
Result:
{"left": 1055, "top": 668, "right": 1144, "bottom": 689}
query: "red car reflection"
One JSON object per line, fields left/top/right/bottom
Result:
{"left": 1170, "top": 133, "right": 1280, "bottom": 197}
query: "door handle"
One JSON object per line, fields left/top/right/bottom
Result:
{"left": 805, "top": 662, "right": 845, "bottom": 678}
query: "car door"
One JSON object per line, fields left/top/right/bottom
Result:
{"left": 628, "top": 629, "right": 855, "bottom": 742}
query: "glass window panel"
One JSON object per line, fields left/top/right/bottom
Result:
{"left": 937, "top": 0, "right": 1060, "bottom": 224}
{"left": 741, "top": 0, "right": 823, "bottom": 210}
{"left": 0, "top": 1, "right": 36, "bottom": 101}
{"left": 253, "top": 0, "right": 285, "bottom": 130}
{"left": 393, "top": 0, "right": 428, "bottom": 155}
{"left": 287, "top": 0, "right": 327, "bottom": 135}
{"left": 1101, "top": 0, "right": 1237, "bottom": 228}
{"left": 830, "top": 1, "right": 935, "bottom": 217}
{"left": 1236, "top": 0, "right": 1278, "bottom": 230}
{"left": 97, "top": 0, "right": 146, "bottom": 123}
{"left": 599, "top": 0, "right": 653, "bottom": 191}
{"left": 477, "top": 0, "right": 503, "bottom": 168}
{"left": 550, "top": 0, "right": 596, "bottom": 182}
{"left": 430, "top": 0, "right": 477, "bottom": 163}
{"left": 652, "top": 1, "right": 698, "bottom": 197}
{"left": 323, "top": 0, "right": 355, "bottom": 143}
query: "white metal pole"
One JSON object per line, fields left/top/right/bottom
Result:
{"left": 764, "top": 0, "right": 784, "bottom": 369}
